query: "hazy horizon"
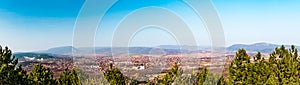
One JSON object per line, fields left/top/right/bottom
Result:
{"left": 10, "top": 42, "right": 300, "bottom": 53}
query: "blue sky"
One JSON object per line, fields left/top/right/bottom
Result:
{"left": 0, "top": 0, "right": 300, "bottom": 52}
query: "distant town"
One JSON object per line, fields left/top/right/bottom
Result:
{"left": 15, "top": 42, "right": 279, "bottom": 80}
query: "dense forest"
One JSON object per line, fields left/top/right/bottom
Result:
{"left": 1, "top": 45, "right": 300, "bottom": 85}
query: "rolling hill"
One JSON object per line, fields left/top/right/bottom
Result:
{"left": 227, "top": 42, "right": 300, "bottom": 53}
{"left": 18, "top": 42, "right": 299, "bottom": 55}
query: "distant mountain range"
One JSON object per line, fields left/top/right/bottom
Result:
{"left": 28, "top": 45, "right": 210, "bottom": 55}
{"left": 227, "top": 42, "right": 300, "bottom": 53}
{"left": 15, "top": 42, "right": 300, "bottom": 56}
{"left": 37, "top": 46, "right": 77, "bottom": 55}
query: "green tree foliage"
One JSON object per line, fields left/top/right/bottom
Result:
{"left": 267, "top": 45, "right": 300, "bottom": 84}
{"left": 0, "top": 46, "right": 100, "bottom": 85}
{"left": 217, "top": 76, "right": 227, "bottom": 85}
{"left": 228, "top": 45, "right": 300, "bottom": 84}
{"left": 196, "top": 68, "right": 208, "bottom": 85}
{"left": 57, "top": 68, "right": 81, "bottom": 85}
{"left": 229, "top": 49, "right": 250, "bottom": 84}
{"left": 28, "top": 64, "right": 56, "bottom": 85}
{"left": 160, "top": 62, "right": 181, "bottom": 85}
{"left": 246, "top": 52, "right": 271, "bottom": 84}
{"left": 0, "top": 46, "right": 28, "bottom": 84}
{"left": 103, "top": 68, "right": 126, "bottom": 85}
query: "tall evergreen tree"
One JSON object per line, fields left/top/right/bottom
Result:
{"left": 103, "top": 67, "right": 126, "bottom": 85}
{"left": 195, "top": 68, "right": 208, "bottom": 85}
{"left": 217, "top": 76, "right": 227, "bottom": 85}
{"left": 229, "top": 49, "right": 250, "bottom": 84}
{"left": 271, "top": 45, "right": 299, "bottom": 84}
{"left": 0, "top": 46, "right": 28, "bottom": 85}
{"left": 227, "top": 45, "right": 300, "bottom": 84}
{"left": 160, "top": 62, "right": 181, "bottom": 85}
{"left": 28, "top": 64, "right": 55, "bottom": 85}
{"left": 57, "top": 68, "right": 81, "bottom": 85}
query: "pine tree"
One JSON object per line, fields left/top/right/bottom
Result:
{"left": 28, "top": 63, "right": 56, "bottom": 85}
{"left": 272, "top": 45, "right": 300, "bottom": 84}
{"left": 57, "top": 68, "right": 81, "bottom": 85}
{"left": 217, "top": 76, "right": 227, "bottom": 85}
{"left": 103, "top": 67, "right": 126, "bottom": 85}
{"left": 227, "top": 45, "right": 300, "bottom": 84}
{"left": 195, "top": 68, "right": 208, "bottom": 85}
{"left": 160, "top": 62, "right": 181, "bottom": 85}
{"left": 0, "top": 46, "right": 28, "bottom": 85}
{"left": 228, "top": 49, "right": 250, "bottom": 84}
{"left": 254, "top": 54, "right": 271, "bottom": 84}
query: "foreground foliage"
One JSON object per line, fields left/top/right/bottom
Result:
{"left": 28, "top": 64, "right": 56, "bottom": 85}
{"left": 57, "top": 68, "right": 81, "bottom": 85}
{"left": 229, "top": 45, "right": 300, "bottom": 84}
{"left": 0, "top": 46, "right": 81, "bottom": 85}
{"left": 0, "top": 46, "right": 28, "bottom": 84}
{"left": 103, "top": 67, "right": 126, "bottom": 85}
